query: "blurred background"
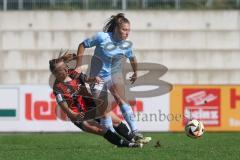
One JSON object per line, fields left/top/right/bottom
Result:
{"left": 0, "top": 0, "right": 240, "bottom": 132}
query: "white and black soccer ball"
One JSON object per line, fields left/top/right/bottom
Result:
{"left": 185, "top": 119, "right": 204, "bottom": 138}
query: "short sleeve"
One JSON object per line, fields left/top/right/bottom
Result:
{"left": 56, "top": 93, "right": 65, "bottom": 104}
{"left": 83, "top": 32, "right": 104, "bottom": 48}
{"left": 53, "top": 85, "right": 66, "bottom": 104}
{"left": 125, "top": 49, "right": 134, "bottom": 60}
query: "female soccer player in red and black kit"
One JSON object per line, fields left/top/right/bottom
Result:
{"left": 49, "top": 53, "right": 142, "bottom": 148}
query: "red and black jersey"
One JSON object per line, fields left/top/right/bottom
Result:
{"left": 53, "top": 70, "right": 96, "bottom": 113}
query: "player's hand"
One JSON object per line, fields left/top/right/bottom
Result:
{"left": 76, "top": 112, "right": 85, "bottom": 121}
{"left": 71, "top": 112, "right": 85, "bottom": 122}
{"left": 75, "top": 66, "right": 82, "bottom": 73}
{"left": 94, "top": 76, "right": 103, "bottom": 84}
{"left": 87, "top": 76, "right": 103, "bottom": 84}
{"left": 130, "top": 72, "right": 137, "bottom": 84}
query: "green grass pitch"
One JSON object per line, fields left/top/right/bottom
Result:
{"left": 0, "top": 132, "right": 239, "bottom": 160}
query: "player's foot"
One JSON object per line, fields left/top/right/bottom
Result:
{"left": 132, "top": 132, "right": 143, "bottom": 141}
{"left": 132, "top": 132, "right": 152, "bottom": 144}
{"left": 138, "top": 137, "right": 152, "bottom": 144}
{"left": 129, "top": 142, "right": 143, "bottom": 148}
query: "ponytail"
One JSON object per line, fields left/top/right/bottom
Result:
{"left": 49, "top": 50, "right": 76, "bottom": 73}
{"left": 103, "top": 13, "right": 130, "bottom": 33}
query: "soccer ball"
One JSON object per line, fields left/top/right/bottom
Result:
{"left": 185, "top": 119, "right": 204, "bottom": 138}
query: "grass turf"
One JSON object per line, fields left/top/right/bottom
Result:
{"left": 0, "top": 132, "right": 239, "bottom": 160}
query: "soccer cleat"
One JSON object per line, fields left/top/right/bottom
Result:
{"left": 132, "top": 132, "right": 144, "bottom": 141}
{"left": 129, "top": 142, "right": 143, "bottom": 148}
{"left": 137, "top": 136, "right": 152, "bottom": 144}
{"left": 131, "top": 132, "right": 152, "bottom": 144}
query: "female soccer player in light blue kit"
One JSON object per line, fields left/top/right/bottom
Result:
{"left": 75, "top": 13, "right": 149, "bottom": 142}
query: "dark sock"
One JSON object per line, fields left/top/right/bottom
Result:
{"left": 114, "top": 122, "right": 134, "bottom": 141}
{"left": 103, "top": 130, "right": 130, "bottom": 147}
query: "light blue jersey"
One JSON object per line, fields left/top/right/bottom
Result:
{"left": 83, "top": 32, "right": 134, "bottom": 81}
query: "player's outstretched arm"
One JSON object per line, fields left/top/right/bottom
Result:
{"left": 129, "top": 56, "right": 138, "bottom": 84}
{"left": 58, "top": 101, "right": 84, "bottom": 121}
{"left": 75, "top": 43, "right": 85, "bottom": 73}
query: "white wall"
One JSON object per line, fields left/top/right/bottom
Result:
{"left": 0, "top": 11, "right": 240, "bottom": 84}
